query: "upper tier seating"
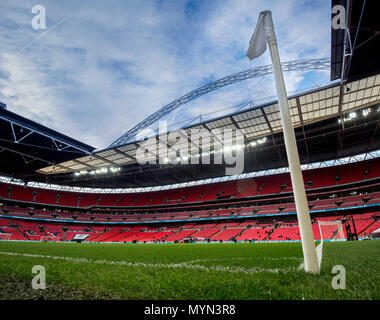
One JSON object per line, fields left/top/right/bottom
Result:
{"left": 1, "top": 158, "right": 378, "bottom": 208}
{"left": 1, "top": 187, "right": 379, "bottom": 225}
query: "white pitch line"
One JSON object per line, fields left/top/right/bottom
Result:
{"left": 187, "top": 257, "right": 302, "bottom": 264}
{"left": 0, "top": 251, "right": 299, "bottom": 274}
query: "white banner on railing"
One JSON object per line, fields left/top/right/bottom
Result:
{"left": 73, "top": 234, "right": 90, "bottom": 240}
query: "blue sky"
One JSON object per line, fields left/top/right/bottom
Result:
{"left": 0, "top": 0, "right": 331, "bottom": 149}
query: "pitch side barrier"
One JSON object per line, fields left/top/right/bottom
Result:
{"left": 0, "top": 239, "right": 352, "bottom": 244}
{"left": 1, "top": 202, "right": 379, "bottom": 226}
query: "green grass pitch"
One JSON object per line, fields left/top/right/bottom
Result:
{"left": 0, "top": 240, "right": 379, "bottom": 300}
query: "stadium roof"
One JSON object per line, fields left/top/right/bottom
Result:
{"left": 0, "top": 107, "right": 95, "bottom": 178}
{"left": 109, "top": 58, "right": 331, "bottom": 147}
{"left": 38, "top": 73, "right": 380, "bottom": 177}
{"left": 331, "top": 0, "right": 380, "bottom": 82}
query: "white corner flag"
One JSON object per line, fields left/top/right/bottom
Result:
{"left": 245, "top": 11, "right": 320, "bottom": 274}
{"left": 246, "top": 12, "right": 267, "bottom": 60}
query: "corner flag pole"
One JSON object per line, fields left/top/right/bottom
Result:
{"left": 246, "top": 11, "right": 320, "bottom": 273}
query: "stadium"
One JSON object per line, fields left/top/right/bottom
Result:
{"left": 0, "top": 0, "right": 380, "bottom": 302}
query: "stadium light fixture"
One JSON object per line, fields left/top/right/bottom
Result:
{"left": 247, "top": 136, "right": 267, "bottom": 148}
{"left": 362, "top": 108, "right": 371, "bottom": 116}
{"left": 74, "top": 166, "right": 121, "bottom": 177}
{"left": 338, "top": 109, "right": 371, "bottom": 124}
{"left": 348, "top": 112, "right": 357, "bottom": 119}
{"left": 258, "top": 137, "right": 267, "bottom": 144}
{"left": 236, "top": 144, "right": 245, "bottom": 150}
{"left": 223, "top": 146, "right": 232, "bottom": 152}
{"left": 249, "top": 141, "right": 257, "bottom": 147}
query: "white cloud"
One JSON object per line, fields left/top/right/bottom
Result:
{"left": 0, "top": 0, "right": 331, "bottom": 149}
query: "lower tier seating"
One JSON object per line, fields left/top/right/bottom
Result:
{"left": 0, "top": 211, "right": 378, "bottom": 243}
